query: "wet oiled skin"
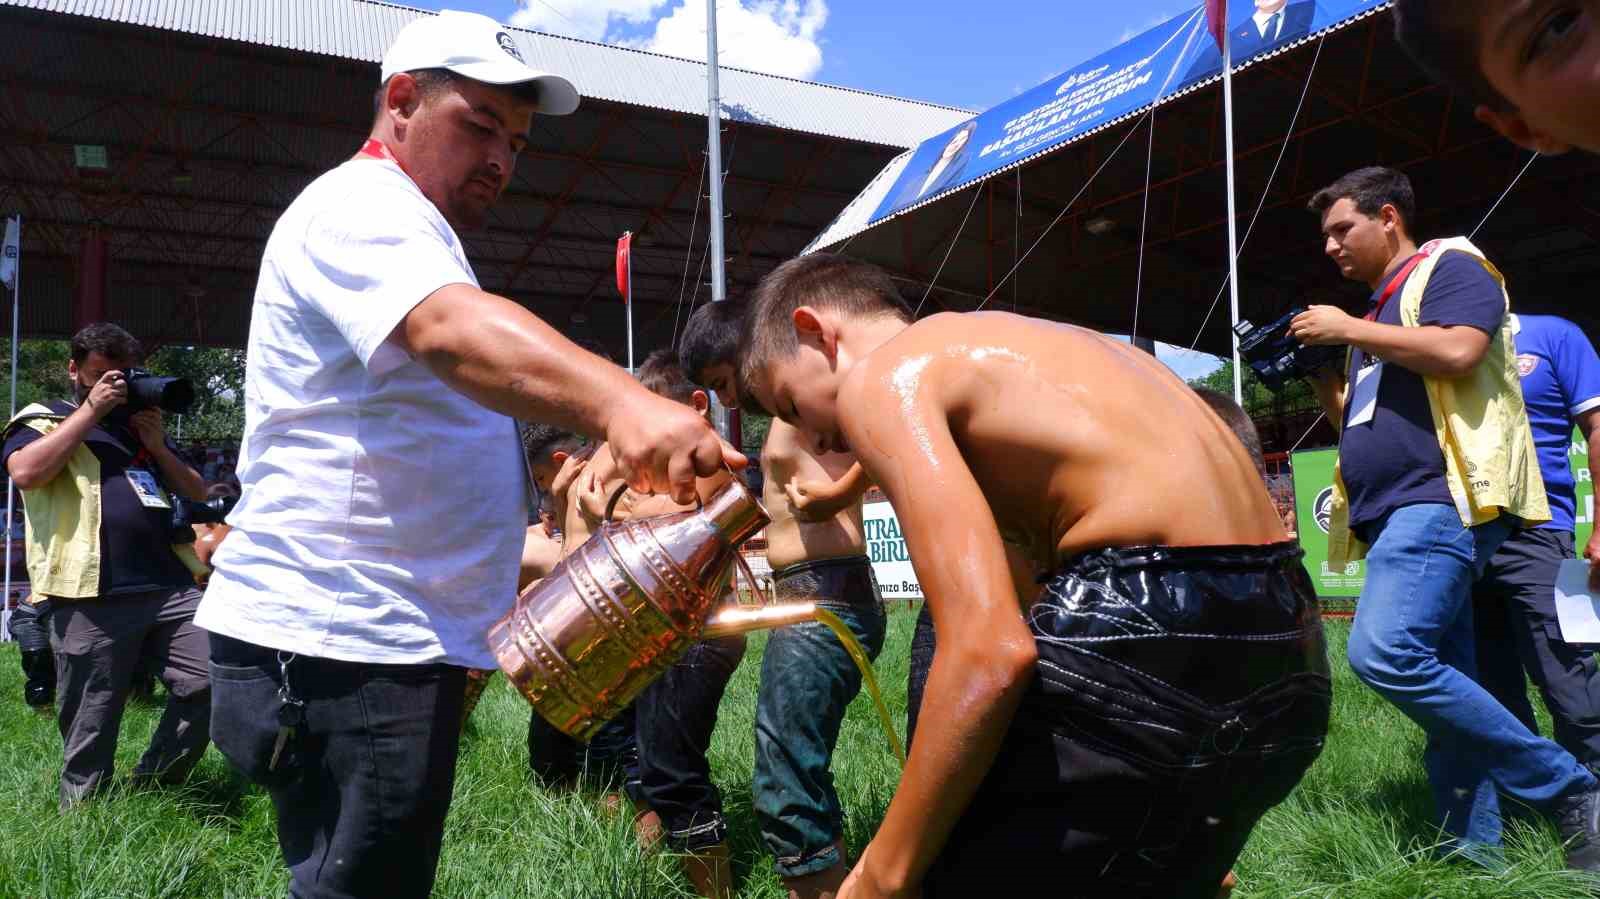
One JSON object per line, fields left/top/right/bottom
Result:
{"left": 815, "top": 311, "right": 1289, "bottom": 890}
{"left": 842, "top": 312, "right": 1284, "bottom": 576}
{"left": 759, "top": 417, "right": 867, "bottom": 571}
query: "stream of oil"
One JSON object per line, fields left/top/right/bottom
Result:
{"left": 812, "top": 607, "right": 908, "bottom": 765}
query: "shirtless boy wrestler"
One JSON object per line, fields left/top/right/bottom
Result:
{"left": 737, "top": 254, "right": 1332, "bottom": 899}
{"left": 681, "top": 302, "right": 888, "bottom": 899}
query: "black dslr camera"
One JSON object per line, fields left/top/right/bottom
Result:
{"left": 106, "top": 368, "right": 195, "bottom": 425}
{"left": 1233, "top": 308, "right": 1345, "bottom": 393}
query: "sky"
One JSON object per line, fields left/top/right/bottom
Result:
{"left": 409, "top": 1, "right": 1222, "bottom": 378}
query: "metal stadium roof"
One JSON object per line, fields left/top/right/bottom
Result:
{"left": 1, "top": 0, "right": 971, "bottom": 149}
{"left": 0, "top": 1, "right": 972, "bottom": 357}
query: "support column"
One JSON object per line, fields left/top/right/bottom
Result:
{"left": 1131, "top": 335, "right": 1157, "bottom": 356}
{"left": 74, "top": 230, "right": 108, "bottom": 331}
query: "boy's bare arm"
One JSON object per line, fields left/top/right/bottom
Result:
{"left": 838, "top": 369, "right": 1037, "bottom": 896}
{"left": 784, "top": 461, "right": 872, "bottom": 522}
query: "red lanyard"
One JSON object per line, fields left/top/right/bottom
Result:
{"left": 1367, "top": 253, "right": 1427, "bottom": 322}
{"left": 355, "top": 138, "right": 412, "bottom": 179}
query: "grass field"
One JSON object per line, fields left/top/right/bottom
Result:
{"left": 2, "top": 607, "right": 1599, "bottom": 898}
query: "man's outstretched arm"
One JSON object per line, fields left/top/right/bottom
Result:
{"left": 398, "top": 284, "right": 742, "bottom": 503}
{"left": 835, "top": 371, "right": 1036, "bottom": 898}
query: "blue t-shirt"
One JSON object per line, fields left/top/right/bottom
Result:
{"left": 1340, "top": 253, "right": 1507, "bottom": 535}
{"left": 1512, "top": 314, "right": 1600, "bottom": 533}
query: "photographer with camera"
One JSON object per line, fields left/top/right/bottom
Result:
{"left": 1, "top": 323, "right": 210, "bottom": 809}
{"left": 1287, "top": 167, "right": 1600, "bottom": 868}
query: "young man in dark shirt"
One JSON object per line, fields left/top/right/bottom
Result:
{"left": 1290, "top": 167, "right": 1600, "bottom": 868}
{"left": 2, "top": 323, "right": 210, "bottom": 808}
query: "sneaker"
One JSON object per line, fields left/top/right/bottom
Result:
{"left": 1555, "top": 787, "right": 1600, "bottom": 871}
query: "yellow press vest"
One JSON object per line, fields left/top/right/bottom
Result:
{"left": 3, "top": 403, "right": 208, "bottom": 600}
{"left": 1326, "top": 238, "right": 1550, "bottom": 567}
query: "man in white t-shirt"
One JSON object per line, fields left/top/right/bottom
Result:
{"left": 197, "top": 11, "right": 742, "bottom": 898}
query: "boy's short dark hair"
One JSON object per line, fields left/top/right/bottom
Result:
{"left": 521, "top": 422, "right": 582, "bottom": 463}
{"left": 1393, "top": 1, "right": 1511, "bottom": 112}
{"left": 69, "top": 322, "right": 142, "bottom": 366}
{"left": 678, "top": 301, "right": 746, "bottom": 384}
{"left": 738, "top": 254, "right": 911, "bottom": 403}
{"left": 1193, "top": 387, "right": 1267, "bottom": 480}
{"left": 1307, "top": 166, "right": 1417, "bottom": 234}
{"left": 637, "top": 349, "right": 700, "bottom": 408}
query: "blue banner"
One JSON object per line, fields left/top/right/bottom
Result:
{"left": 870, "top": 0, "right": 1389, "bottom": 225}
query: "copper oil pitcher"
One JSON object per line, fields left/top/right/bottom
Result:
{"left": 489, "top": 477, "right": 787, "bottom": 741}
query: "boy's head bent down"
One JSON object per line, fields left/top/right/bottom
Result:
{"left": 738, "top": 254, "right": 912, "bottom": 452}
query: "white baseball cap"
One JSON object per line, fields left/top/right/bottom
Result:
{"left": 381, "top": 10, "right": 580, "bottom": 116}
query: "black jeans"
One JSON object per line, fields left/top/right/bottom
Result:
{"left": 906, "top": 603, "right": 935, "bottom": 751}
{"left": 1473, "top": 528, "right": 1600, "bottom": 770}
{"left": 924, "top": 543, "right": 1331, "bottom": 898}
{"left": 208, "top": 633, "right": 466, "bottom": 899}
{"left": 634, "top": 632, "right": 747, "bottom": 850}
{"left": 7, "top": 598, "right": 54, "bottom": 707}
{"left": 527, "top": 701, "right": 639, "bottom": 793}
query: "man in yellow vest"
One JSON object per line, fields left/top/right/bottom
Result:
{"left": 1289, "top": 166, "right": 1600, "bottom": 869}
{"left": 1, "top": 323, "right": 211, "bottom": 808}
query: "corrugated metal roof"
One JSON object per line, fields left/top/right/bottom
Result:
{"left": 0, "top": 0, "right": 972, "bottom": 149}
{"left": 806, "top": 2, "right": 1395, "bottom": 252}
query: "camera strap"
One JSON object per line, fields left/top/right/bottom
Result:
{"left": 1366, "top": 253, "right": 1426, "bottom": 322}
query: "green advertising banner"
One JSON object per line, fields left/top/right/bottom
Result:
{"left": 1292, "top": 428, "right": 1595, "bottom": 598}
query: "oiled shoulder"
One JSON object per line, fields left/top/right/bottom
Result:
{"left": 841, "top": 313, "right": 966, "bottom": 417}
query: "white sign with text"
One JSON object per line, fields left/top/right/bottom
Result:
{"left": 863, "top": 501, "right": 922, "bottom": 601}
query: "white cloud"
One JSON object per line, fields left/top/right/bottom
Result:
{"left": 513, "top": 0, "right": 829, "bottom": 81}
{"left": 510, "top": 0, "right": 667, "bottom": 44}
{"left": 642, "top": 0, "right": 828, "bottom": 80}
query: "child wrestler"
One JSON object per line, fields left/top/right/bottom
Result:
{"left": 737, "top": 254, "right": 1332, "bottom": 899}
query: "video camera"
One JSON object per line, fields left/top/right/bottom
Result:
{"left": 105, "top": 368, "right": 195, "bottom": 425}
{"left": 169, "top": 494, "right": 236, "bottom": 543}
{"left": 1233, "top": 308, "right": 1345, "bottom": 393}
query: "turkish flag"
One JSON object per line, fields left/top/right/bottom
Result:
{"left": 1205, "top": 0, "right": 1228, "bottom": 50}
{"left": 615, "top": 232, "right": 632, "bottom": 305}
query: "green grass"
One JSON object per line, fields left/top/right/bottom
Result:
{"left": 0, "top": 609, "right": 1597, "bottom": 898}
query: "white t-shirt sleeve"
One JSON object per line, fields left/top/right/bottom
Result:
{"left": 296, "top": 175, "right": 475, "bottom": 376}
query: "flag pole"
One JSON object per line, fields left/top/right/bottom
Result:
{"left": 3, "top": 215, "right": 21, "bottom": 634}
{"left": 1221, "top": 19, "right": 1244, "bottom": 406}
{"left": 704, "top": 0, "right": 738, "bottom": 446}
{"left": 625, "top": 233, "right": 635, "bottom": 373}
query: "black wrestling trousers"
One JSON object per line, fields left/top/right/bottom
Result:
{"left": 925, "top": 542, "right": 1332, "bottom": 898}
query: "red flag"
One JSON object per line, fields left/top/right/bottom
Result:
{"left": 615, "top": 232, "right": 632, "bottom": 305}
{"left": 1205, "top": 0, "right": 1227, "bottom": 50}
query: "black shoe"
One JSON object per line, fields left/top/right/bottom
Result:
{"left": 1556, "top": 787, "right": 1600, "bottom": 871}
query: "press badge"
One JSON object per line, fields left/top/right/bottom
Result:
{"left": 1346, "top": 362, "right": 1382, "bottom": 428}
{"left": 125, "top": 469, "right": 172, "bottom": 510}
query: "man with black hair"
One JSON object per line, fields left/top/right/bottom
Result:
{"left": 1393, "top": 1, "right": 1600, "bottom": 156}
{"left": 680, "top": 303, "right": 887, "bottom": 899}
{"left": 2, "top": 321, "right": 210, "bottom": 808}
{"left": 196, "top": 11, "right": 741, "bottom": 898}
{"left": 1289, "top": 167, "right": 1600, "bottom": 867}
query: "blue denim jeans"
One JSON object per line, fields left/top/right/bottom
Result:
{"left": 1347, "top": 503, "right": 1596, "bottom": 853}
{"left": 753, "top": 556, "right": 887, "bottom": 878}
